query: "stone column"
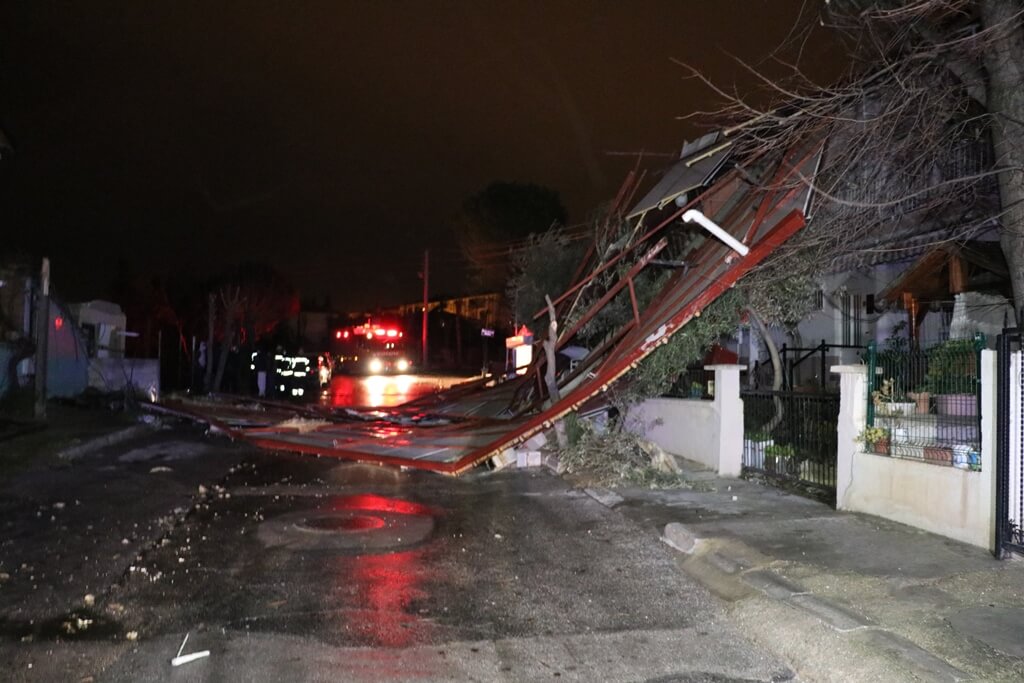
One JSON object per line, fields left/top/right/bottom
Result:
{"left": 705, "top": 364, "right": 745, "bottom": 477}
{"left": 980, "top": 349, "right": 997, "bottom": 550}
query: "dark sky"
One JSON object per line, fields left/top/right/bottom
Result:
{"left": 0, "top": 1, "right": 839, "bottom": 311}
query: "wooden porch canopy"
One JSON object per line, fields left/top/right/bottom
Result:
{"left": 878, "top": 240, "right": 1009, "bottom": 340}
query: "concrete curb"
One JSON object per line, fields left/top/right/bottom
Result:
{"left": 57, "top": 424, "right": 152, "bottom": 461}
{"left": 584, "top": 487, "right": 625, "bottom": 509}
{"left": 661, "top": 538, "right": 970, "bottom": 680}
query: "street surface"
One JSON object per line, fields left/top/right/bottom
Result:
{"left": 0, "top": 425, "right": 789, "bottom": 682}
{"left": 320, "top": 373, "right": 478, "bottom": 408}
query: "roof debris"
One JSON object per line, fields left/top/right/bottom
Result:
{"left": 151, "top": 136, "right": 820, "bottom": 475}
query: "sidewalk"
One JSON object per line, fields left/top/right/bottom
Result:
{"left": 590, "top": 460, "right": 1024, "bottom": 682}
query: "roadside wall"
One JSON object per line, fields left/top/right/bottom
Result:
{"left": 632, "top": 364, "right": 743, "bottom": 476}
{"left": 833, "top": 352, "right": 997, "bottom": 550}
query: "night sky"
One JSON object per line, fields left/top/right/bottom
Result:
{"left": 0, "top": 1, "right": 838, "bottom": 311}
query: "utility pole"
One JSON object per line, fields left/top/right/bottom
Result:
{"left": 33, "top": 257, "right": 50, "bottom": 420}
{"left": 421, "top": 249, "right": 429, "bottom": 369}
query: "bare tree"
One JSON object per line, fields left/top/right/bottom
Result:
{"left": 678, "top": 0, "right": 1020, "bottom": 315}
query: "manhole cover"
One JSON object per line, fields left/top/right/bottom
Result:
{"left": 257, "top": 494, "right": 436, "bottom": 552}
{"left": 299, "top": 514, "right": 386, "bottom": 532}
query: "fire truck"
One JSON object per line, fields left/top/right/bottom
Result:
{"left": 331, "top": 318, "right": 414, "bottom": 375}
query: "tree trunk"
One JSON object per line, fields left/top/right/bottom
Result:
{"left": 213, "top": 303, "right": 239, "bottom": 393}
{"left": 981, "top": 0, "right": 1024, "bottom": 320}
{"left": 543, "top": 295, "right": 566, "bottom": 448}
{"left": 748, "top": 307, "right": 784, "bottom": 433}
{"left": 204, "top": 293, "right": 216, "bottom": 393}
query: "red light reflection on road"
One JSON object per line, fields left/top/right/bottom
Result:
{"left": 325, "top": 493, "right": 440, "bottom": 648}
{"left": 320, "top": 373, "right": 476, "bottom": 409}
{"left": 327, "top": 493, "right": 438, "bottom": 517}
{"left": 338, "top": 548, "right": 433, "bottom": 647}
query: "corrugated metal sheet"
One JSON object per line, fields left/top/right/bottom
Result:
{"left": 626, "top": 133, "right": 731, "bottom": 219}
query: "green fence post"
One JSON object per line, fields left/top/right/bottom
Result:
{"left": 866, "top": 340, "right": 877, "bottom": 427}
{"left": 975, "top": 332, "right": 985, "bottom": 419}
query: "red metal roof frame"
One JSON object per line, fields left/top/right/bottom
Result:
{"left": 156, "top": 141, "right": 820, "bottom": 474}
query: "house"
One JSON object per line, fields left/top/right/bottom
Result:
{"left": 68, "top": 300, "right": 160, "bottom": 399}
{"left": 0, "top": 265, "right": 89, "bottom": 401}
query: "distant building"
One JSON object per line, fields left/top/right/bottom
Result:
{"left": 387, "top": 292, "right": 504, "bottom": 329}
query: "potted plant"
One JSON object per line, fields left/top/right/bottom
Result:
{"left": 764, "top": 443, "right": 799, "bottom": 475}
{"left": 872, "top": 378, "right": 916, "bottom": 417}
{"left": 856, "top": 426, "right": 890, "bottom": 455}
{"left": 925, "top": 339, "right": 979, "bottom": 416}
{"left": 689, "top": 381, "right": 703, "bottom": 399}
{"left": 744, "top": 430, "right": 773, "bottom": 465}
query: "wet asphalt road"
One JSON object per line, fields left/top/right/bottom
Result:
{"left": 320, "top": 373, "right": 477, "bottom": 409}
{"left": 2, "top": 428, "right": 790, "bottom": 681}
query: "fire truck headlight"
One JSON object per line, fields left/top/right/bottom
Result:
{"left": 368, "top": 358, "right": 383, "bottom": 374}
{"left": 396, "top": 359, "right": 410, "bottom": 373}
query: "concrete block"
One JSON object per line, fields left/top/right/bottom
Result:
{"left": 742, "top": 569, "right": 807, "bottom": 599}
{"left": 515, "top": 450, "right": 542, "bottom": 468}
{"left": 58, "top": 424, "right": 151, "bottom": 461}
{"left": 490, "top": 449, "right": 517, "bottom": 471}
{"left": 662, "top": 522, "right": 699, "bottom": 554}
{"left": 789, "top": 594, "right": 872, "bottom": 632}
{"left": 524, "top": 433, "right": 547, "bottom": 450}
{"left": 705, "top": 551, "right": 743, "bottom": 574}
{"left": 585, "top": 487, "right": 624, "bottom": 508}
{"left": 857, "top": 630, "right": 967, "bottom": 682}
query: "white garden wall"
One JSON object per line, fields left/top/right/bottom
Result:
{"left": 632, "top": 364, "right": 744, "bottom": 476}
{"left": 833, "top": 351, "right": 997, "bottom": 550}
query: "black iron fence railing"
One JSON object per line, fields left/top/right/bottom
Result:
{"left": 742, "top": 389, "right": 839, "bottom": 494}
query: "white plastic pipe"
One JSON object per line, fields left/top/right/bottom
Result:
{"left": 682, "top": 209, "right": 749, "bottom": 257}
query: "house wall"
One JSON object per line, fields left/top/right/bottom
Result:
{"left": 631, "top": 365, "right": 744, "bottom": 476}
{"left": 833, "top": 351, "right": 997, "bottom": 550}
{"left": 47, "top": 300, "right": 88, "bottom": 398}
{"left": 69, "top": 300, "right": 127, "bottom": 358}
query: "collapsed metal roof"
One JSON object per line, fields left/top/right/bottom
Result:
{"left": 157, "top": 137, "right": 822, "bottom": 475}
{"left": 626, "top": 132, "right": 732, "bottom": 219}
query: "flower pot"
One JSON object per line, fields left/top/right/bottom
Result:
{"left": 908, "top": 391, "right": 931, "bottom": 414}
{"left": 870, "top": 438, "right": 890, "bottom": 455}
{"left": 923, "top": 446, "right": 953, "bottom": 465}
{"left": 877, "top": 401, "right": 916, "bottom": 417}
{"left": 935, "top": 394, "right": 976, "bottom": 417}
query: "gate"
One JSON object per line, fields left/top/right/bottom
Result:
{"left": 741, "top": 389, "right": 839, "bottom": 498}
{"left": 996, "top": 329, "right": 1024, "bottom": 557}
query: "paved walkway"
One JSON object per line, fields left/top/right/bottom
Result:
{"left": 588, "top": 460, "right": 1024, "bottom": 682}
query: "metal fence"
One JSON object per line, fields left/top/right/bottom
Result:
{"left": 865, "top": 335, "right": 983, "bottom": 469}
{"left": 742, "top": 389, "right": 839, "bottom": 493}
{"left": 665, "top": 365, "right": 715, "bottom": 400}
